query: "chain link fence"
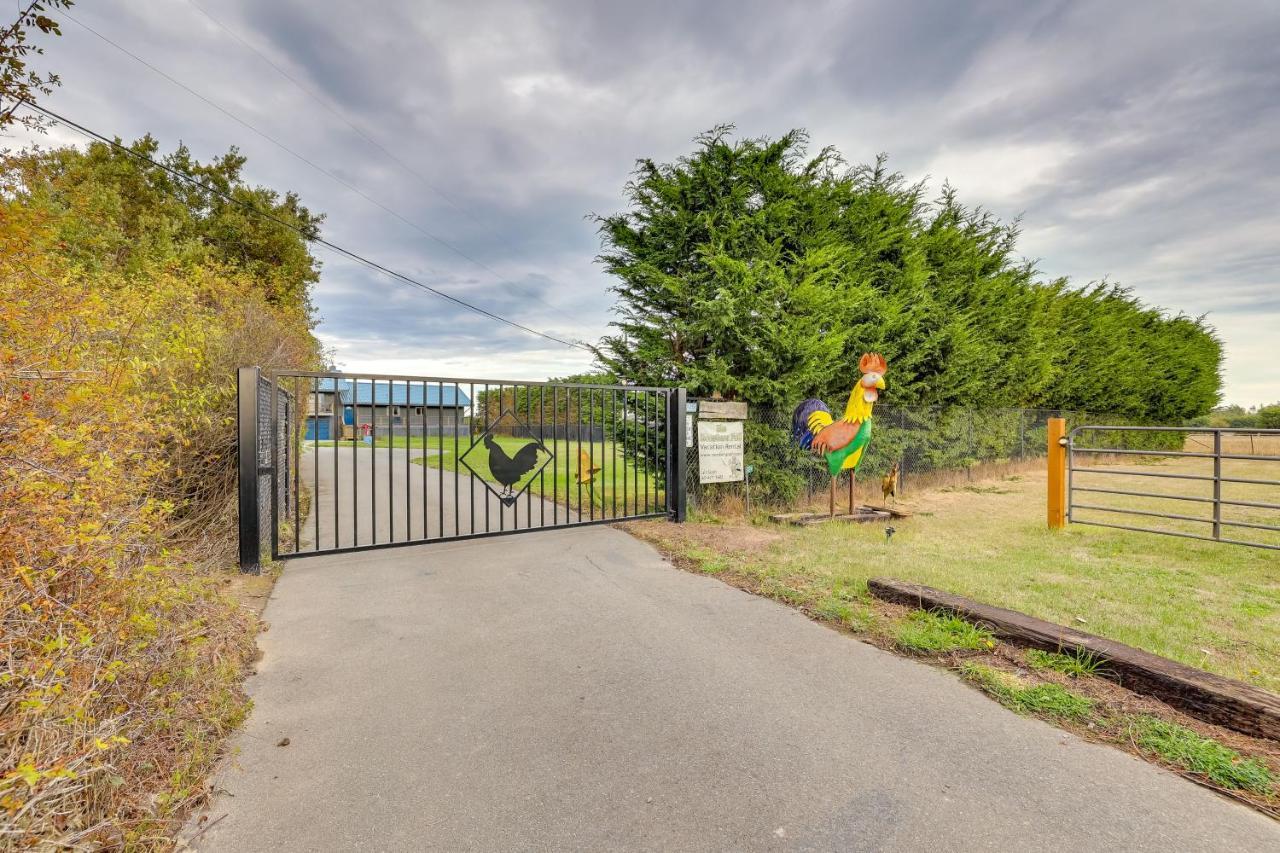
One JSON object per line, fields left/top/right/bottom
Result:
{"left": 685, "top": 403, "right": 1136, "bottom": 513}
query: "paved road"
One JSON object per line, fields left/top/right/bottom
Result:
{"left": 292, "top": 445, "right": 577, "bottom": 551}
{"left": 194, "top": 527, "right": 1277, "bottom": 851}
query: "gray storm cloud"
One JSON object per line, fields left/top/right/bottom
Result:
{"left": 19, "top": 0, "right": 1279, "bottom": 402}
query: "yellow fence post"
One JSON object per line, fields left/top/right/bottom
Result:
{"left": 1047, "top": 417, "right": 1067, "bottom": 529}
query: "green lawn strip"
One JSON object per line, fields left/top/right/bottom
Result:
{"left": 409, "top": 434, "right": 664, "bottom": 516}
{"left": 959, "top": 662, "right": 1095, "bottom": 721}
{"left": 1128, "top": 716, "right": 1276, "bottom": 795}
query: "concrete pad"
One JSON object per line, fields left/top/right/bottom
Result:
{"left": 195, "top": 526, "right": 1278, "bottom": 851}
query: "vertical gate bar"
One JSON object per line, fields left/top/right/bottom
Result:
{"left": 661, "top": 391, "right": 668, "bottom": 512}
{"left": 653, "top": 391, "right": 659, "bottom": 514}
{"left": 646, "top": 390, "right": 652, "bottom": 514}
{"left": 404, "top": 381, "right": 410, "bottom": 541}
{"left": 236, "top": 367, "right": 261, "bottom": 573}
{"left": 312, "top": 378, "right": 319, "bottom": 550}
{"left": 553, "top": 386, "right": 559, "bottom": 526}
{"left": 640, "top": 390, "right": 647, "bottom": 515}
{"left": 333, "top": 378, "right": 340, "bottom": 550}
{"left": 539, "top": 386, "right": 546, "bottom": 527}
{"left": 294, "top": 376, "right": 301, "bottom": 553}
{"left": 576, "top": 387, "right": 583, "bottom": 520}
{"left": 645, "top": 391, "right": 652, "bottom": 514}
{"left": 525, "top": 384, "right": 532, "bottom": 529}
{"left": 657, "top": 391, "right": 663, "bottom": 512}
{"left": 388, "top": 380, "right": 395, "bottom": 542}
{"left": 654, "top": 391, "right": 661, "bottom": 514}
{"left": 1066, "top": 427, "right": 1073, "bottom": 523}
{"left": 438, "top": 380, "right": 445, "bottom": 538}
{"left": 371, "top": 379, "right": 377, "bottom": 545}
{"left": 611, "top": 390, "right": 618, "bottom": 519}
{"left": 424, "top": 379, "right": 435, "bottom": 537}
{"left": 667, "top": 390, "right": 673, "bottom": 511}
{"left": 351, "top": 378, "right": 359, "bottom": 547}
{"left": 626, "top": 390, "right": 633, "bottom": 516}
{"left": 269, "top": 374, "right": 280, "bottom": 560}
{"left": 588, "top": 389, "right": 595, "bottom": 521}
{"left": 497, "top": 384, "right": 505, "bottom": 532}
{"left": 454, "top": 382, "right": 460, "bottom": 537}
{"left": 483, "top": 383, "right": 490, "bottom": 533}
{"left": 637, "top": 389, "right": 645, "bottom": 514}
{"left": 469, "top": 383, "right": 476, "bottom": 535}
{"left": 1213, "top": 431, "right": 1222, "bottom": 540}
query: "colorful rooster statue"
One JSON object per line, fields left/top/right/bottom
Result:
{"left": 792, "top": 353, "right": 887, "bottom": 478}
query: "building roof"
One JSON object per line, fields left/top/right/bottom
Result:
{"left": 314, "top": 378, "right": 470, "bottom": 407}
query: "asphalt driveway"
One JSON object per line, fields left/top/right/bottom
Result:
{"left": 193, "top": 526, "right": 1278, "bottom": 851}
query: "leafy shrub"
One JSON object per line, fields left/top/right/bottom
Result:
{"left": 1, "top": 139, "right": 321, "bottom": 846}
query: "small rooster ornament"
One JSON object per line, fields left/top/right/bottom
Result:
{"left": 792, "top": 354, "right": 886, "bottom": 515}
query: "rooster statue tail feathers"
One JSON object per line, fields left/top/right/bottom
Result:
{"left": 791, "top": 399, "right": 831, "bottom": 451}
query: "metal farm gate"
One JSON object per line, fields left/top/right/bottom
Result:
{"left": 237, "top": 368, "right": 687, "bottom": 571}
{"left": 1064, "top": 425, "right": 1280, "bottom": 550}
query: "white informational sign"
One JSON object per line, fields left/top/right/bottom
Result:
{"left": 698, "top": 420, "right": 744, "bottom": 483}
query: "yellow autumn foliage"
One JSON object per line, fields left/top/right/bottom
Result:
{"left": 1, "top": 140, "right": 321, "bottom": 847}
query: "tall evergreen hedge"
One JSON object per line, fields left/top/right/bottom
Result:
{"left": 592, "top": 127, "right": 1221, "bottom": 423}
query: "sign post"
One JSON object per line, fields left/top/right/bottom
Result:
{"left": 1047, "top": 417, "right": 1067, "bottom": 529}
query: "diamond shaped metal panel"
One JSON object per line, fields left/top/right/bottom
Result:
{"left": 459, "top": 410, "right": 553, "bottom": 507}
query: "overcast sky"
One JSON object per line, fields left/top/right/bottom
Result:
{"left": 14, "top": 0, "right": 1279, "bottom": 405}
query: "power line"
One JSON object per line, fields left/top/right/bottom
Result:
{"left": 63, "top": 11, "right": 577, "bottom": 328}
{"left": 22, "top": 100, "right": 592, "bottom": 352}
{"left": 183, "top": 0, "right": 481, "bottom": 229}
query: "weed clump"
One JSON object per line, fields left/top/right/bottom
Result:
{"left": 1129, "top": 717, "right": 1275, "bottom": 794}
{"left": 960, "top": 663, "right": 1095, "bottom": 721}
{"left": 895, "top": 609, "right": 994, "bottom": 653}
{"left": 1026, "top": 648, "right": 1110, "bottom": 678}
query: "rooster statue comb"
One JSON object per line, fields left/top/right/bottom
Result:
{"left": 792, "top": 353, "right": 887, "bottom": 477}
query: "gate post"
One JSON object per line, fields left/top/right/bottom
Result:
{"left": 667, "top": 388, "right": 688, "bottom": 522}
{"left": 238, "top": 366, "right": 263, "bottom": 573}
{"left": 1047, "top": 417, "right": 1067, "bottom": 529}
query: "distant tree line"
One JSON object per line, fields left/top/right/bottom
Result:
{"left": 1190, "top": 404, "right": 1280, "bottom": 430}
{"left": 592, "top": 127, "right": 1222, "bottom": 425}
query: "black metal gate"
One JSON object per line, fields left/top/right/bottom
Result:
{"left": 237, "top": 368, "right": 687, "bottom": 571}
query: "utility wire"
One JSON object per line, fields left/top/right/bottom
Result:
{"left": 64, "top": 11, "right": 577, "bottom": 328}
{"left": 22, "top": 100, "right": 591, "bottom": 352}
{"left": 183, "top": 0, "right": 481, "bottom": 229}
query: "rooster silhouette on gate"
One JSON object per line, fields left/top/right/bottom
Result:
{"left": 483, "top": 432, "right": 541, "bottom": 504}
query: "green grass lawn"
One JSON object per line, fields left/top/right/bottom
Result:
{"left": 627, "top": 465, "right": 1280, "bottom": 693}
{"left": 393, "top": 434, "right": 667, "bottom": 518}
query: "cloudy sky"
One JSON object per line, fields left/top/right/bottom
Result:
{"left": 14, "top": 0, "right": 1279, "bottom": 405}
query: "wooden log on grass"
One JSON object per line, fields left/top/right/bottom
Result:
{"left": 867, "top": 578, "right": 1280, "bottom": 741}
